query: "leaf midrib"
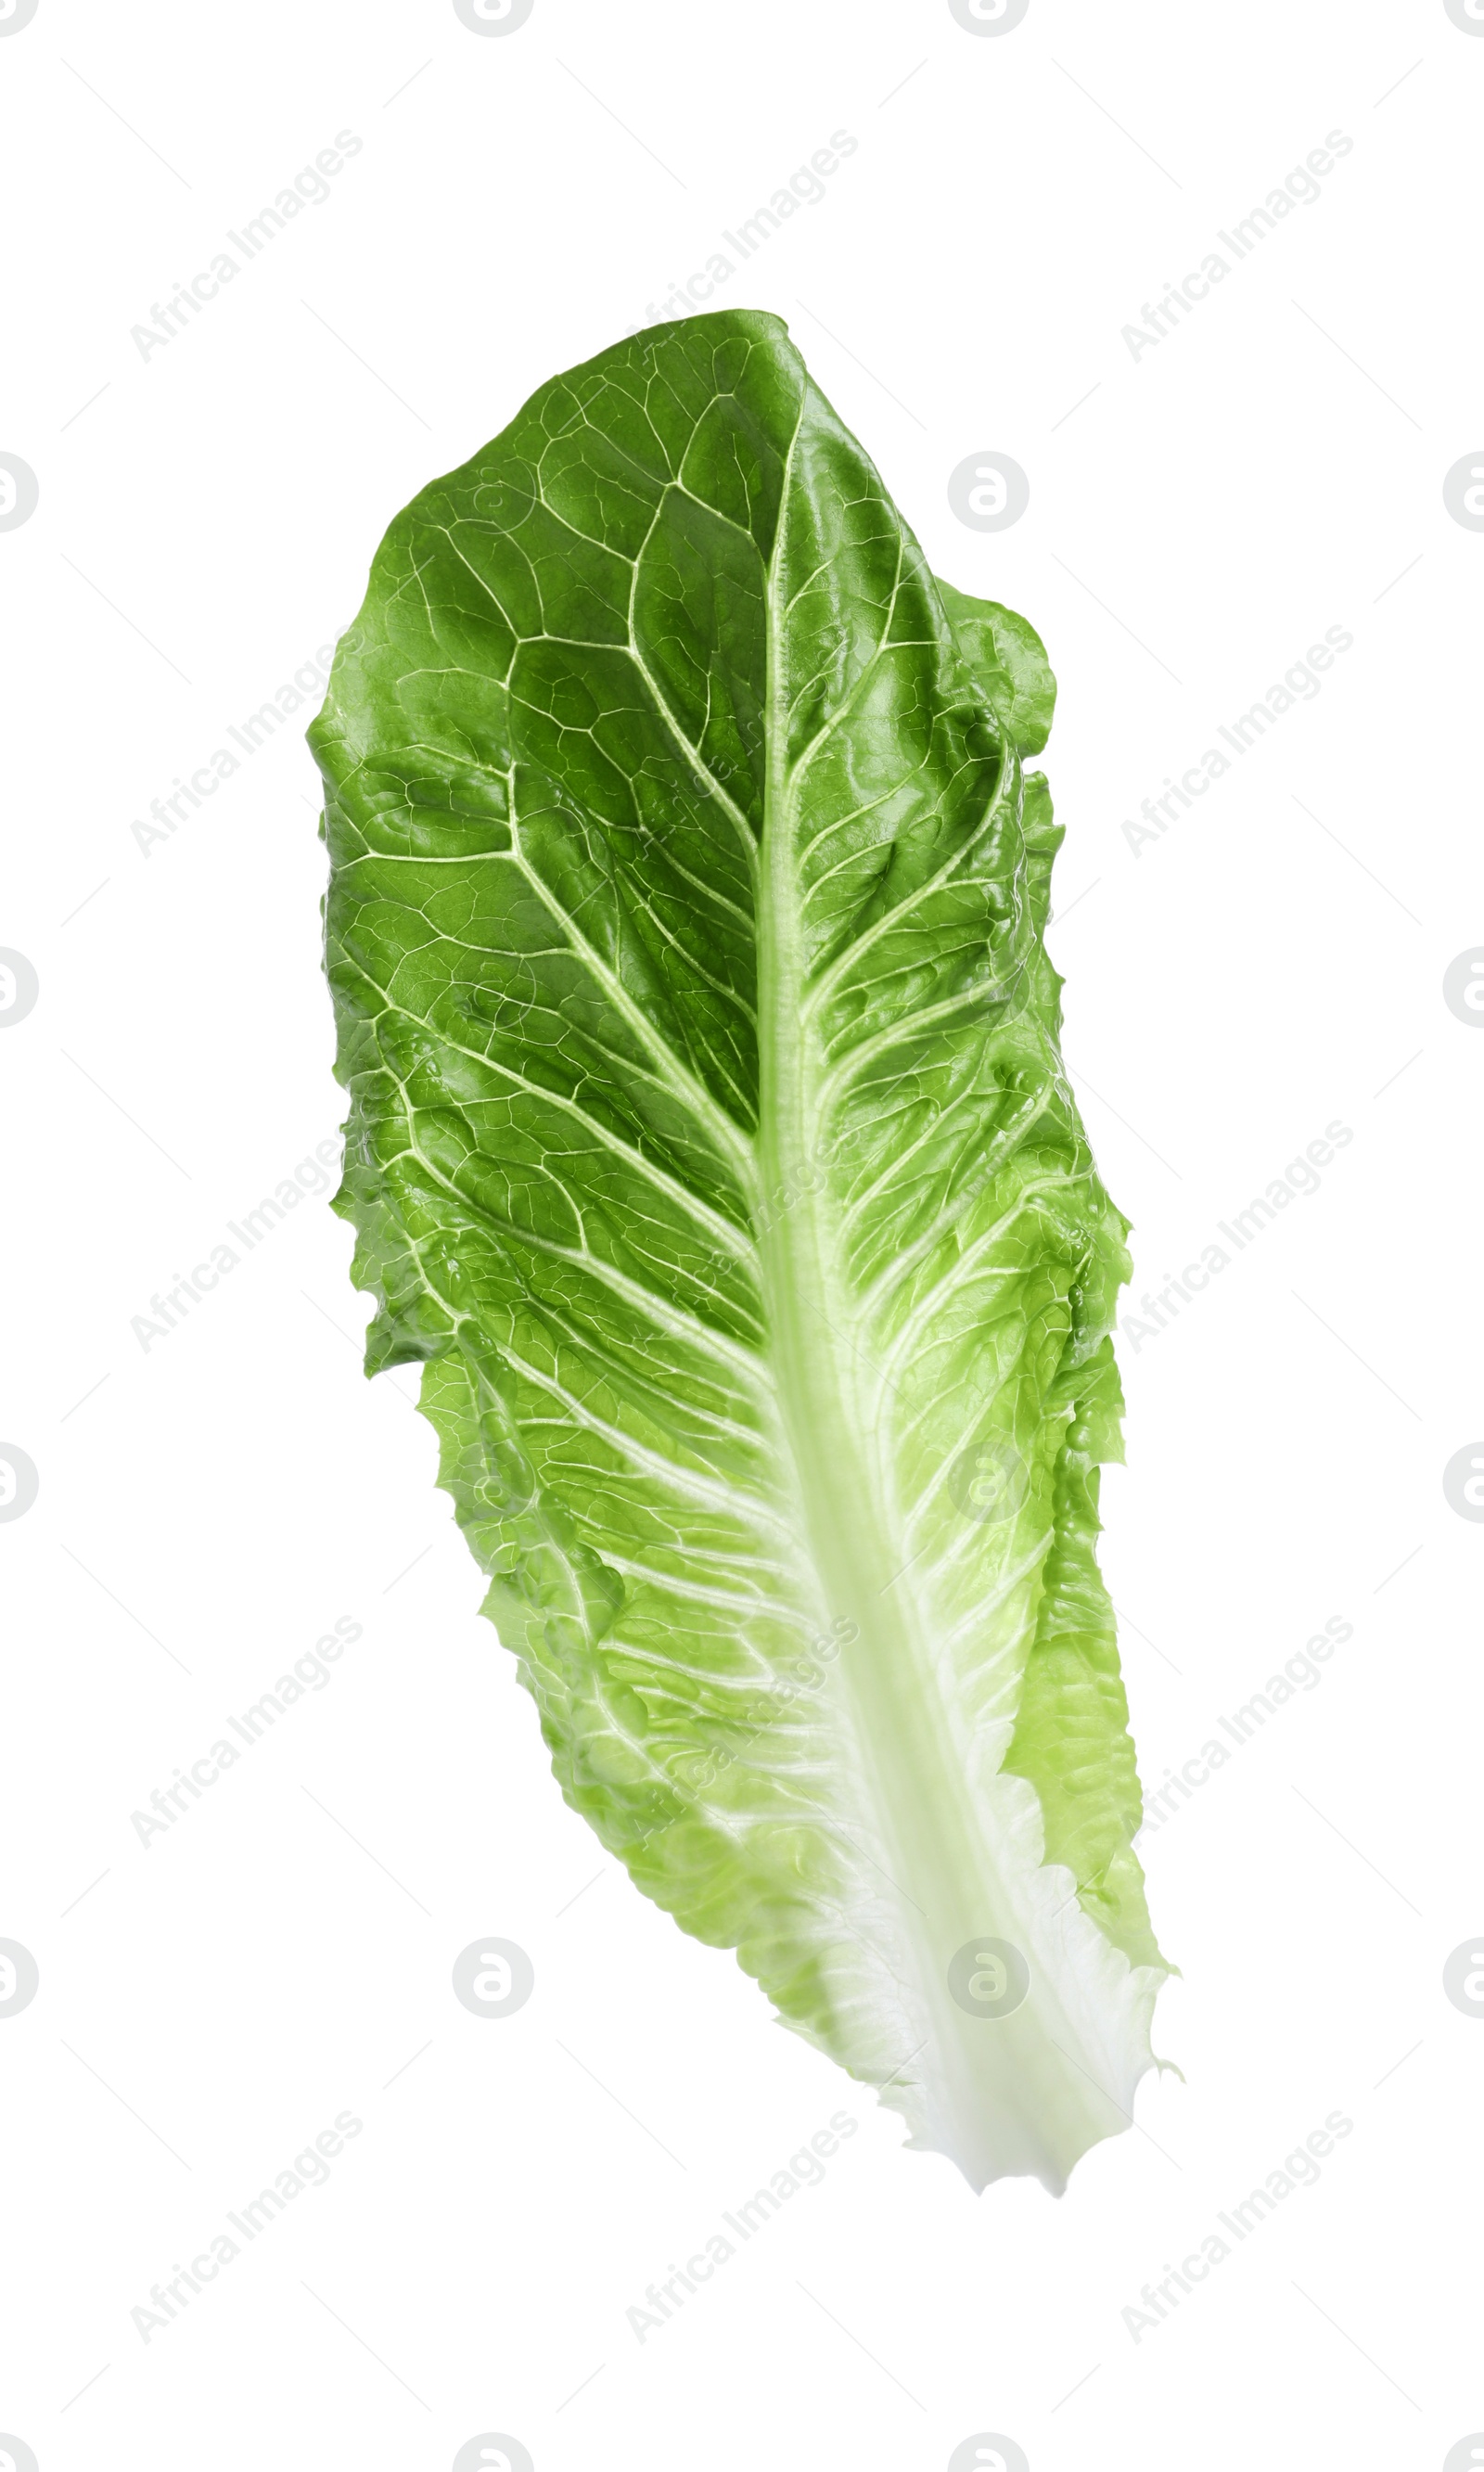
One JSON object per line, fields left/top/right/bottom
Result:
{"left": 753, "top": 419, "right": 1000, "bottom": 1953}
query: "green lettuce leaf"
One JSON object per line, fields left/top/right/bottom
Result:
{"left": 311, "top": 310, "right": 1168, "bottom": 2192}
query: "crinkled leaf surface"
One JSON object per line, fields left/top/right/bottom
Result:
{"left": 312, "top": 311, "right": 1167, "bottom": 2192}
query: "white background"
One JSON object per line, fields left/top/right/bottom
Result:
{"left": 2, "top": 2, "right": 1481, "bottom": 2466}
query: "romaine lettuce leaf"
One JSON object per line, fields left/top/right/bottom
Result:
{"left": 311, "top": 310, "right": 1167, "bottom": 2192}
